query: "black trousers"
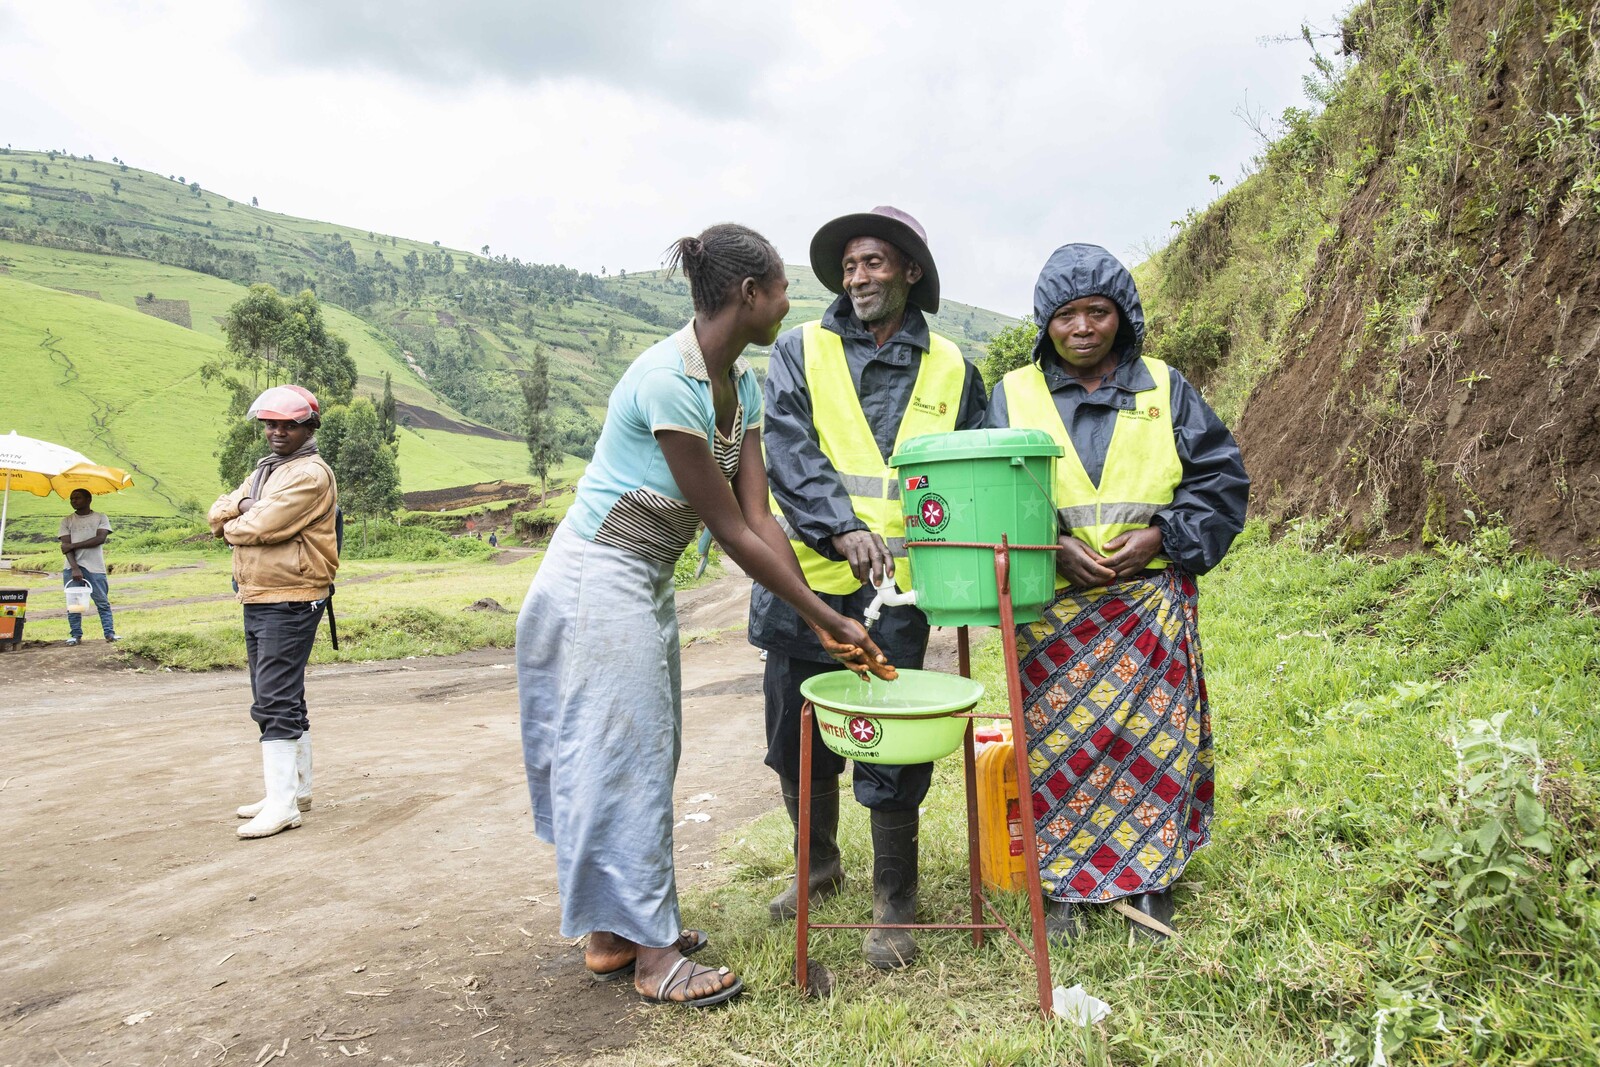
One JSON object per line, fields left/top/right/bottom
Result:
{"left": 762, "top": 649, "right": 931, "bottom": 813}
{"left": 243, "top": 600, "right": 325, "bottom": 742}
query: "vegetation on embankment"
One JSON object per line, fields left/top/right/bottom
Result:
{"left": 1132, "top": 0, "right": 1600, "bottom": 566}
{"left": 617, "top": 518, "right": 1600, "bottom": 1067}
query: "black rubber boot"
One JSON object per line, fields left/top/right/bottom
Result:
{"left": 768, "top": 776, "right": 844, "bottom": 922}
{"left": 863, "top": 808, "right": 920, "bottom": 970}
{"left": 1044, "top": 898, "right": 1082, "bottom": 945}
{"left": 1127, "top": 888, "right": 1176, "bottom": 942}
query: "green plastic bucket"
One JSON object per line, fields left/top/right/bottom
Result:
{"left": 889, "top": 428, "right": 1062, "bottom": 627}
{"left": 802, "top": 669, "right": 985, "bottom": 764}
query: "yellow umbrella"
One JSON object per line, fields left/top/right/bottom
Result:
{"left": 0, "top": 431, "right": 135, "bottom": 557}
{"left": 50, "top": 462, "right": 136, "bottom": 497}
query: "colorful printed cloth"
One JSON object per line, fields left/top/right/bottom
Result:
{"left": 1018, "top": 569, "right": 1214, "bottom": 902}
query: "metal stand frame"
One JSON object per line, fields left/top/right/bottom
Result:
{"left": 795, "top": 536, "right": 1061, "bottom": 1019}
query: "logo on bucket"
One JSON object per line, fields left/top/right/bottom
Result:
{"left": 904, "top": 474, "right": 928, "bottom": 491}
{"left": 919, "top": 493, "right": 950, "bottom": 533}
{"left": 847, "top": 716, "right": 881, "bottom": 749}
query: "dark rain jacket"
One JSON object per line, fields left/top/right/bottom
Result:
{"left": 750, "top": 295, "right": 989, "bottom": 663}
{"left": 986, "top": 243, "right": 1248, "bottom": 575}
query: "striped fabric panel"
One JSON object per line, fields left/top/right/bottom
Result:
{"left": 593, "top": 486, "right": 703, "bottom": 565}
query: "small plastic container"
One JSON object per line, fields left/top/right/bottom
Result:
{"left": 64, "top": 580, "right": 92, "bottom": 615}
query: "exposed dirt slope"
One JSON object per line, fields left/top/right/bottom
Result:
{"left": 1235, "top": 0, "right": 1600, "bottom": 564}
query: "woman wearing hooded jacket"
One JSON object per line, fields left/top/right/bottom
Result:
{"left": 986, "top": 244, "right": 1248, "bottom": 941}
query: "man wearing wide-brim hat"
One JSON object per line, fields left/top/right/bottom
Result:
{"left": 749, "top": 206, "right": 988, "bottom": 969}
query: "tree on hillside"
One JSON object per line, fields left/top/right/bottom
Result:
{"left": 110, "top": 179, "right": 121, "bottom": 195}
{"left": 8, "top": 168, "right": 16, "bottom": 182}
{"left": 378, "top": 371, "right": 398, "bottom": 445}
{"left": 320, "top": 398, "right": 402, "bottom": 551}
{"left": 251, "top": 196, "right": 258, "bottom": 207}
{"left": 189, "top": 181, "right": 201, "bottom": 196}
{"left": 522, "top": 344, "right": 559, "bottom": 501}
{"left": 209, "top": 285, "right": 358, "bottom": 486}
{"left": 481, "top": 244, "right": 490, "bottom": 257}
{"left": 980, "top": 321, "right": 1039, "bottom": 388}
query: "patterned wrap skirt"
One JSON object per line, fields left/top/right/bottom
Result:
{"left": 1017, "top": 569, "right": 1214, "bottom": 902}
{"left": 517, "top": 522, "right": 684, "bottom": 946}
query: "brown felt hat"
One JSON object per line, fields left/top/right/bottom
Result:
{"left": 809, "top": 205, "right": 941, "bottom": 314}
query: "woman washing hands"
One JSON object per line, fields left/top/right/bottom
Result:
{"left": 516, "top": 224, "right": 892, "bottom": 1011}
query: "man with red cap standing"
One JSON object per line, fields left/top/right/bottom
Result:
{"left": 750, "top": 207, "right": 988, "bottom": 968}
{"left": 208, "top": 385, "right": 339, "bottom": 839}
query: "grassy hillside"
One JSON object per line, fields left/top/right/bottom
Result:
{"left": 1134, "top": 0, "right": 1600, "bottom": 565}
{"left": 0, "top": 150, "right": 1019, "bottom": 447}
{"left": 0, "top": 268, "right": 538, "bottom": 521}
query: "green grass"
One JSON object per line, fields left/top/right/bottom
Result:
{"left": 600, "top": 521, "right": 1600, "bottom": 1067}
{"left": 5, "top": 534, "right": 535, "bottom": 669}
{"left": 0, "top": 274, "right": 233, "bottom": 516}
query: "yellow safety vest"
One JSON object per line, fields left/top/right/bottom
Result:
{"left": 772, "top": 321, "right": 966, "bottom": 595}
{"left": 1002, "top": 355, "right": 1182, "bottom": 590}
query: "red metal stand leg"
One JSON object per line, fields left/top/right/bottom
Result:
{"left": 995, "top": 541, "right": 1054, "bottom": 1020}
{"left": 795, "top": 700, "right": 813, "bottom": 992}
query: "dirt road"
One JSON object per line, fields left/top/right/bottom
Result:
{"left": 1, "top": 568, "right": 783, "bottom": 1066}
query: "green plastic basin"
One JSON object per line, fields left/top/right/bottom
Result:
{"left": 800, "top": 669, "right": 985, "bottom": 765}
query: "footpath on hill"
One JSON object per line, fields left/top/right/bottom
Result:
{"left": 3, "top": 563, "right": 923, "bottom": 1066}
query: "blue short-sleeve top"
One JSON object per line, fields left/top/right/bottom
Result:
{"left": 565, "top": 324, "right": 763, "bottom": 565}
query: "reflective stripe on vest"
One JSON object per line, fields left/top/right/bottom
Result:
{"left": 772, "top": 321, "right": 965, "bottom": 595}
{"left": 1002, "top": 355, "right": 1182, "bottom": 590}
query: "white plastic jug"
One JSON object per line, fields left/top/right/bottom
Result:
{"left": 65, "top": 580, "right": 92, "bottom": 614}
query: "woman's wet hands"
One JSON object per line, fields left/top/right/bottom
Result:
{"left": 1056, "top": 536, "right": 1116, "bottom": 588}
{"left": 817, "top": 617, "right": 898, "bottom": 681}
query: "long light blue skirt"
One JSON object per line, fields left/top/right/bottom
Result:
{"left": 517, "top": 523, "right": 683, "bottom": 946}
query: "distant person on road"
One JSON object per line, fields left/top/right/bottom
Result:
{"left": 488, "top": 531, "right": 498, "bottom": 548}
{"left": 516, "top": 223, "right": 895, "bottom": 1009}
{"left": 749, "top": 206, "right": 987, "bottom": 970}
{"left": 987, "top": 244, "right": 1248, "bottom": 942}
{"left": 59, "top": 488, "right": 119, "bottom": 645}
{"left": 208, "top": 384, "right": 339, "bottom": 841}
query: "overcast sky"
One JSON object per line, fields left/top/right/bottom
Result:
{"left": 1, "top": 1, "right": 1340, "bottom": 315}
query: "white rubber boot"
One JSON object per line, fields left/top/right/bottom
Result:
{"left": 238, "top": 740, "right": 303, "bottom": 839}
{"left": 237, "top": 733, "right": 312, "bottom": 818}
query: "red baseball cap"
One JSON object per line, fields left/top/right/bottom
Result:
{"left": 247, "top": 384, "right": 321, "bottom": 423}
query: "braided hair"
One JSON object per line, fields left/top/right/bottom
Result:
{"left": 663, "top": 223, "right": 783, "bottom": 315}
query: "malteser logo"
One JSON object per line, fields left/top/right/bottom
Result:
{"left": 847, "top": 717, "right": 880, "bottom": 748}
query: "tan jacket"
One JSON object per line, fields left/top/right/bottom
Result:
{"left": 208, "top": 454, "right": 339, "bottom": 603}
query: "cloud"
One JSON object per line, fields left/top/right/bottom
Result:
{"left": 243, "top": 0, "right": 800, "bottom": 115}
{"left": 3, "top": 1, "right": 1333, "bottom": 312}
